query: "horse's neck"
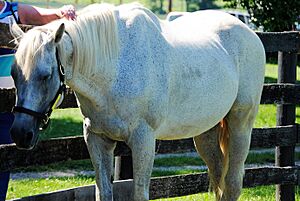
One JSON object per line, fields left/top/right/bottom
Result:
{"left": 61, "top": 33, "right": 112, "bottom": 110}
{"left": 66, "top": 69, "right": 108, "bottom": 111}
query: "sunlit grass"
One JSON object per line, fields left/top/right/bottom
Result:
{"left": 39, "top": 108, "right": 83, "bottom": 140}
{"left": 155, "top": 186, "right": 300, "bottom": 201}
{"left": 7, "top": 176, "right": 94, "bottom": 200}
{"left": 7, "top": 177, "right": 300, "bottom": 200}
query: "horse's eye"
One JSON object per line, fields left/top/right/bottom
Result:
{"left": 41, "top": 74, "right": 51, "bottom": 81}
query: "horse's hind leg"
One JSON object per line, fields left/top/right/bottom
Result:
{"left": 222, "top": 101, "right": 259, "bottom": 201}
{"left": 193, "top": 124, "right": 225, "bottom": 200}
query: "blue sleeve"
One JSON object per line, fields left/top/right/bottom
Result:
{"left": 0, "top": 54, "right": 15, "bottom": 76}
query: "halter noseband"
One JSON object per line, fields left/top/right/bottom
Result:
{"left": 13, "top": 48, "right": 66, "bottom": 131}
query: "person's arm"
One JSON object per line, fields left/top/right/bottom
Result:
{"left": 18, "top": 4, "right": 76, "bottom": 25}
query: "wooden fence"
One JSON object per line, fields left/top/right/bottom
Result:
{"left": 0, "top": 23, "right": 300, "bottom": 200}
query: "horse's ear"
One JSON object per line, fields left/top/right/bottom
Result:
{"left": 10, "top": 22, "right": 24, "bottom": 45}
{"left": 54, "top": 23, "right": 65, "bottom": 43}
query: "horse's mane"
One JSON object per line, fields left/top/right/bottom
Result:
{"left": 64, "top": 3, "right": 119, "bottom": 78}
{"left": 16, "top": 3, "right": 119, "bottom": 80}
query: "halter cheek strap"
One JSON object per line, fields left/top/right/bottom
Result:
{"left": 12, "top": 48, "right": 66, "bottom": 131}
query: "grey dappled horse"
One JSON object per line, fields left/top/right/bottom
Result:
{"left": 10, "top": 3, "right": 265, "bottom": 201}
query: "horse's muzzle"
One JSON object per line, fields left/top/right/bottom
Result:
{"left": 10, "top": 118, "right": 38, "bottom": 150}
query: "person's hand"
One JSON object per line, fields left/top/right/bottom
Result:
{"left": 57, "top": 5, "right": 76, "bottom": 20}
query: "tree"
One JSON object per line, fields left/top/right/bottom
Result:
{"left": 225, "top": 0, "right": 300, "bottom": 31}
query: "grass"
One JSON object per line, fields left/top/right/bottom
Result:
{"left": 7, "top": 176, "right": 94, "bottom": 200}
{"left": 7, "top": 177, "right": 300, "bottom": 200}
{"left": 264, "top": 63, "right": 300, "bottom": 84}
{"left": 39, "top": 108, "right": 83, "bottom": 140}
{"left": 155, "top": 186, "right": 300, "bottom": 201}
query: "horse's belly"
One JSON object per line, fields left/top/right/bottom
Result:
{"left": 155, "top": 109, "right": 228, "bottom": 140}
{"left": 155, "top": 101, "right": 232, "bottom": 140}
{"left": 155, "top": 72, "right": 238, "bottom": 140}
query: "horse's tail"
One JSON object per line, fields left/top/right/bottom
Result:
{"left": 216, "top": 119, "right": 230, "bottom": 200}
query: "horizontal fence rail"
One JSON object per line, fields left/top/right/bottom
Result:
{"left": 256, "top": 32, "right": 300, "bottom": 53}
{"left": 2, "top": 84, "right": 300, "bottom": 112}
{"left": 8, "top": 166, "right": 300, "bottom": 201}
{"left": 0, "top": 125, "right": 298, "bottom": 172}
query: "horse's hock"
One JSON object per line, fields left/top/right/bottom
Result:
{"left": 0, "top": 22, "right": 300, "bottom": 201}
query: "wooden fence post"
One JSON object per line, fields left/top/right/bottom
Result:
{"left": 276, "top": 51, "right": 298, "bottom": 201}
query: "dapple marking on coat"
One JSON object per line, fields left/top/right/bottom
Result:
{"left": 10, "top": 3, "right": 265, "bottom": 201}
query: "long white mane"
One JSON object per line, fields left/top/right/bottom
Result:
{"left": 64, "top": 3, "right": 119, "bottom": 78}
{"left": 15, "top": 3, "right": 119, "bottom": 80}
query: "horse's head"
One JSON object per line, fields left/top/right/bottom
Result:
{"left": 10, "top": 23, "right": 67, "bottom": 150}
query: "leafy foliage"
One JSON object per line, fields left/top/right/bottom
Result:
{"left": 225, "top": 0, "right": 300, "bottom": 31}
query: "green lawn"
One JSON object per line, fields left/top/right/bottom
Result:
{"left": 8, "top": 176, "right": 94, "bottom": 200}
{"left": 7, "top": 177, "right": 300, "bottom": 200}
{"left": 155, "top": 186, "right": 300, "bottom": 201}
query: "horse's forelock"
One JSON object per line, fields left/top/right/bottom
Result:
{"left": 16, "top": 29, "right": 52, "bottom": 80}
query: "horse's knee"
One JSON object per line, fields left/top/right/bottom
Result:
{"left": 223, "top": 180, "right": 243, "bottom": 201}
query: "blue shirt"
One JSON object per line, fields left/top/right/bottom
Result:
{"left": 0, "top": 1, "right": 19, "bottom": 88}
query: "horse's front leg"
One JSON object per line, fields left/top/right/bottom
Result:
{"left": 127, "top": 121, "right": 155, "bottom": 201}
{"left": 84, "top": 118, "right": 116, "bottom": 201}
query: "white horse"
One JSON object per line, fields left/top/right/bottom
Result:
{"left": 10, "top": 3, "right": 265, "bottom": 201}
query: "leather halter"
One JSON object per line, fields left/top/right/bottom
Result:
{"left": 13, "top": 48, "right": 66, "bottom": 131}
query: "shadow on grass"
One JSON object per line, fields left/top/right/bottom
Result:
{"left": 264, "top": 76, "right": 277, "bottom": 83}
{"left": 265, "top": 76, "right": 300, "bottom": 84}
